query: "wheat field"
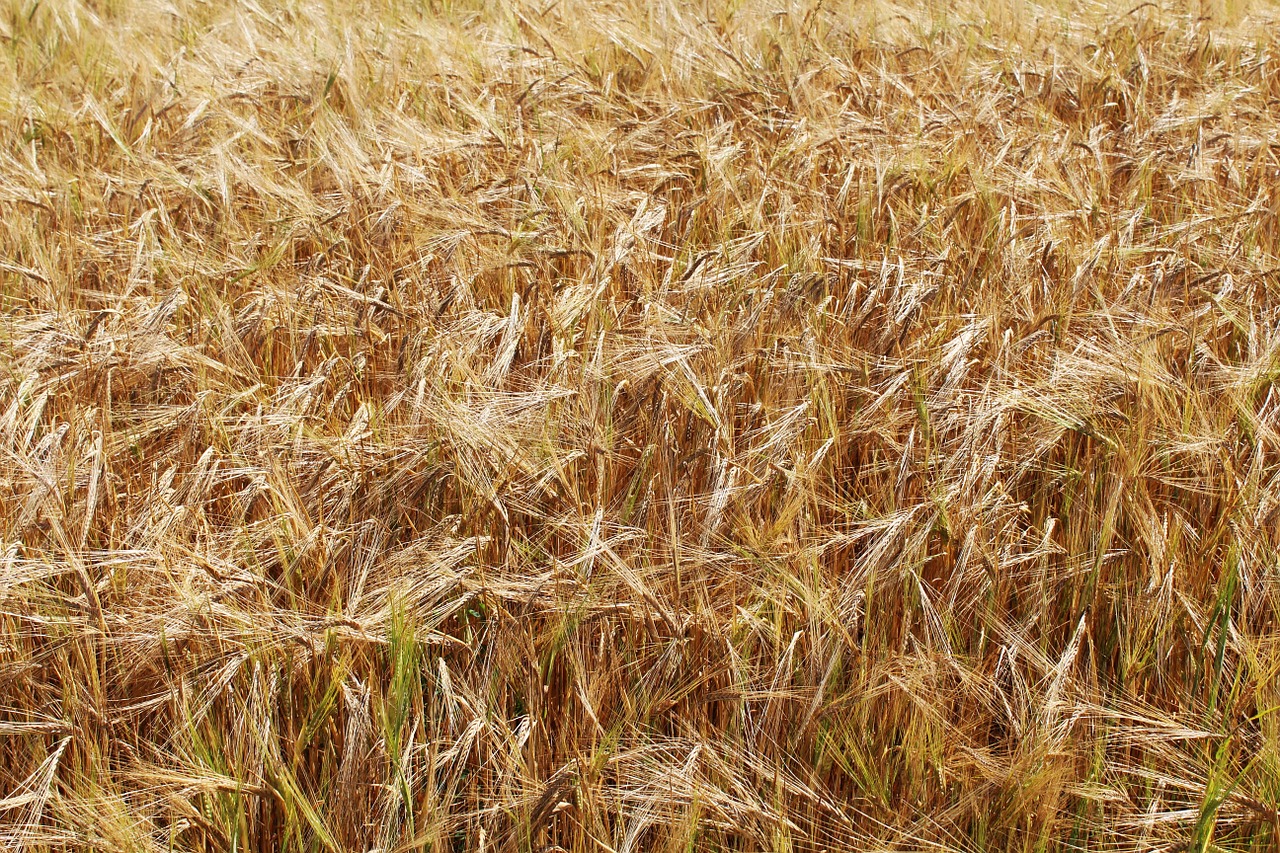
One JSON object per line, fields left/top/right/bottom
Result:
{"left": 2, "top": 0, "right": 1280, "bottom": 849}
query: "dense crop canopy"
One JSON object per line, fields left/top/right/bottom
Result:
{"left": 2, "top": 0, "right": 1280, "bottom": 850}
